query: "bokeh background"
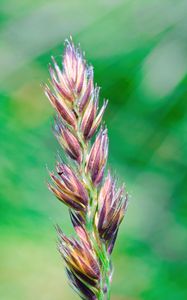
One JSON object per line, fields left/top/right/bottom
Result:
{"left": 1, "top": 0, "right": 187, "bottom": 299}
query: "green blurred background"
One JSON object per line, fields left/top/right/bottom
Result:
{"left": 0, "top": 0, "right": 187, "bottom": 299}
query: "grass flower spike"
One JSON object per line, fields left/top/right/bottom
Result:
{"left": 44, "top": 38, "right": 128, "bottom": 300}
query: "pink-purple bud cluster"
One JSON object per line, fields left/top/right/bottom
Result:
{"left": 44, "top": 40, "right": 107, "bottom": 141}
{"left": 44, "top": 38, "right": 128, "bottom": 300}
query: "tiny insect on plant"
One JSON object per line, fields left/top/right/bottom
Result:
{"left": 43, "top": 37, "right": 128, "bottom": 300}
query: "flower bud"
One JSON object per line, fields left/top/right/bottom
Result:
{"left": 57, "top": 225, "right": 100, "bottom": 300}
{"left": 54, "top": 118, "right": 82, "bottom": 164}
{"left": 56, "top": 162, "right": 88, "bottom": 203}
{"left": 44, "top": 84, "right": 76, "bottom": 128}
{"left": 86, "top": 128, "right": 108, "bottom": 185}
{"left": 81, "top": 87, "right": 99, "bottom": 139}
{"left": 87, "top": 99, "right": 108, "bottom": 139}
{"left": 49, "top": 59, "right": 73, "bottom": 102}
{"left": 48, "top": 162, "right": 88, "bottom": 211}
{"left": 63, "top": 40, "right": 86, "bottom": 94}
{"left": 96, "top": 172, "right": 128, "bottom": 253}
{"left": 79, "top": 67, "right": 94, "bottom": 112}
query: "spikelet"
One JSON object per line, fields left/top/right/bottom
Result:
{"left": 44, "top": 38, "right": 128, "bottom": 300}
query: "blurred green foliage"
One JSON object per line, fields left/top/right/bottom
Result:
{"left": 0, "top": 0, "right": 187, "bottom": 299}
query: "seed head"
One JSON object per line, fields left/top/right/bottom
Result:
{"left": 44, "top": 38, "right": 129, "bottom": 299}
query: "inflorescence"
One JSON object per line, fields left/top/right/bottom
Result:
{"left": 44, "top": 38, "right": 128, "bottom": 300}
